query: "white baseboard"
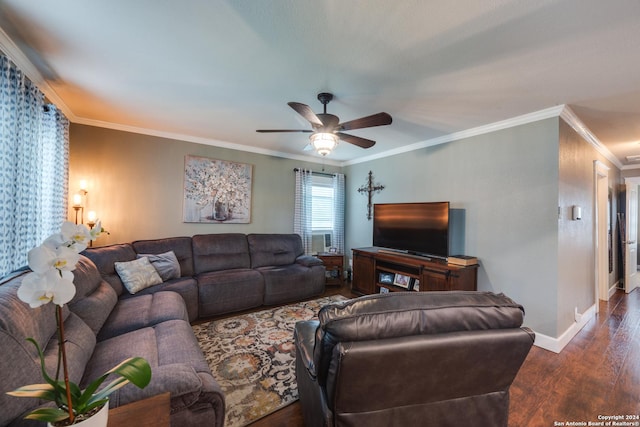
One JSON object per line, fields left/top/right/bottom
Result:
{"left": 532, "top": 303, "right": 596, "bottom": 353}
{"left": 609, "top": 282, "right": 618, "bottom": 298}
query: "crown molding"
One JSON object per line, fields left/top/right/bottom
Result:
{"left": 560, "top": 106, "right": 622, "bottom": 169}
{"left": 74, "top": 117, "right": 341, "bottom": 166}
{"left": 0, "top": 27, "right": 77, "bottom": 122}
{"left": 342, "top": 105, "right": 623, "bottom": 169}
{"left": 342, "top": 105, "right": 566, "bottom": 166}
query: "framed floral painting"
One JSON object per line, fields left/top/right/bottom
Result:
{"left": 183, "top": 155, "right": 253, "bottom": 223}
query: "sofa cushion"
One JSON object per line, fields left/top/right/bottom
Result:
{"left": 196, "top": 269, "right": 264, "bottom": 317}
{"left": 82, "top": 320, "right": 214, "bottom": 409}
{"left": 192, "top": 234, "right": 250, "bottom": 274}
{"left": 257, "top": 264, "right": 325, "bottom": 305}
{"left": 296, "top": 254, "right": 324, "bottom": 267}
{"left": 132, "top": 237, "right": 194, "bottom": 277}
{"left": 98, "top": 291, "right": 189, "bottom": 341}
{"left": 118, "top": 277, "right": 199, "bottom": 323}
{"left": 115, "top": 257, "right": 163, "bottom": 294}
{"left": 137, "top": 251, "right": 181, "bottom": 281}
{"left": 82, "top": 244, "right": 138, "bottom": 296}
{"left": 68, "top": 256, "right": 118, "bottom": 335}
{"left": 247, "top": 234, "right": 304, "bottom": 268}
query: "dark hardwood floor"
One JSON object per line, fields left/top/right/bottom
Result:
{"left": 248, "top": 285, "right": 640, "bottom": 427}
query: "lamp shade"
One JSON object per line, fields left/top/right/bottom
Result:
{"left": 310, "top": 133, "right": 338, "bottom": 156}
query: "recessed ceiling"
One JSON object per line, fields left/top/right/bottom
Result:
{"left": 1, "top": 0, "right": 639, "bottom": 166}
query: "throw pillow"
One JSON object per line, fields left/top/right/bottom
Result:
{"left": 115, "top": 257, "right": 163, "bottom": 294}
{"left": 136, "top": 250, "right": 181, "bottom": 281}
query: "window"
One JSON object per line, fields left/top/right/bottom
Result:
{"left": 294, "top": 170, "right": 344, "bottom": 254}
{"left": 311, "top": 175, "right": 334, "bottom": 231}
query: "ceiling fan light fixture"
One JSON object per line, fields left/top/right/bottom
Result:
{"left": 310, "top": 132, "right": 338, "bottom": 156}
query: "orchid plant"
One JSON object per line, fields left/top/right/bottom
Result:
{"left": 6, "top": 221, "right": 151, "bottom": 425}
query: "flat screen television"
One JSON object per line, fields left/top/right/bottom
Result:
{"left": 373, "top": 202, "right": 450, "bottom": 259}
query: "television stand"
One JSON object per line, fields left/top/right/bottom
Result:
{"left": 351, "top": 247, "right": 478, "bottom": 295}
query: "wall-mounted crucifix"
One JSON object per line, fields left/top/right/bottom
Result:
{"left": 357, "top": 170, "right": 385, "bottom": 220}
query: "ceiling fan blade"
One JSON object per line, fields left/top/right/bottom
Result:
{"left": 339, "top": 112, "right": 392, "bottom": 131}
{"left": 288, "top": 102, "right": 324, "bottom": 127}
{"left": 256, "top": 129, "right": 313, "bottom": 133}
{"left": 336, "top": 132, "right": 376, "bottom": 149}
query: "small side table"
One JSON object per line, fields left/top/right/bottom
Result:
{"left": 108, "top": 392, "right": 170, "bottom": 427}
{"left": 317, "top": 253, "right": 344, "bottom": 286}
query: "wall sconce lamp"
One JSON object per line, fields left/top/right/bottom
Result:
{"left": 572, "top": 205, "right": 582, "bottom": 221}
{"left": 87, "top": 210, "right": 97, "bottom": 229}
{"left": 72, "top": 180, "right": 90, "bottom": 224}
{"left": 72, "top": 193, "right": 84, "bottom": 225}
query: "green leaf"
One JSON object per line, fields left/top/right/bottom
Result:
{"left": 23, "top": 407, "right": 69, "bottom": 422}
{"left": 108, "top": 357, "right": 152, "bottom": 388}
{"left": 6, "top": 383, "right": 55, "bottom": 400}
{"left": 87, "top": 357, "right": 151, "bottom": 403}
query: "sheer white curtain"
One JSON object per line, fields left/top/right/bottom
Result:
{"left": 294, "top": 168, "right": 313, "bottom": 253}
{"left": 332, "top": 173, "right": 345, "bottom": 254}
{"left": 0, "top": 54, "right": 69, "bottom": 276}
{"left": 294, "top": 169, "right": 345, "bottom": 255}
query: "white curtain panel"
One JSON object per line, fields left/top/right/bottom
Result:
{"left": 332, "top": 173, "right": 345, "bottom": 254}
{"left": 0, "top": 55, "right": 69, "bottom": 275}
{"left": 294, "top": 168, "right": 313, "bottom": 254}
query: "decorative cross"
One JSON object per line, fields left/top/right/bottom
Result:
{"left": 357, "top": 170, "right": 385, "bottom": 220}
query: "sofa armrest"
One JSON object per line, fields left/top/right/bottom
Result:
{"left": 296, "top": 255, "right": 323, "bottom": 267}
{"left": 295, "top": 320, "right": 320, "bottom": 378}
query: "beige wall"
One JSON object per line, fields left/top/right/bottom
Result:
{"left": 69, "top": 124, "right": 339, "bottom": 245}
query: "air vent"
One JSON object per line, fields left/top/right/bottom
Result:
{"left": 626, "top": 155, "right": 640, "bottom": 162}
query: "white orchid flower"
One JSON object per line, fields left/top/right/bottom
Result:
{"left": 53, "top": 246, "right": 81, "bottom": 271}
{"left": 17, "top": 269, "right": 76, "bottom": 308}
{"left": 60, "top": 221, "right": 91, "bottom": 252}
{"left": 42, "top": 232, "right": 65, "bottom": 250}
{"left": 28, "top": 244, "right": 80, "bottom": 273}
{"left": 89, "top": 219, "right": 103, "bottom": 241}
{"left": 27, "top": 245, "right": 56, "bottom": 274}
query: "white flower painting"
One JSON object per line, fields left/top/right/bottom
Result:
{"left": 183, "top": 155, "right": 253, "bottom": 223}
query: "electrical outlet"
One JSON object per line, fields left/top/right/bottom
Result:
{"left": 574, "top": 307, "right": 582, "bottom": 323}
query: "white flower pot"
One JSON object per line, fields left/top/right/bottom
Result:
{"left": 48, "top": 402, "right": 109, "bottom": 427}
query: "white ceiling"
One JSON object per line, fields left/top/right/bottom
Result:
{"left": 1, "top": 0, "right": 640, "bottom": 167}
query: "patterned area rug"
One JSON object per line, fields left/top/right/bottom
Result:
{"left": 192, "top": 295, "right": 347, "bottom": 427}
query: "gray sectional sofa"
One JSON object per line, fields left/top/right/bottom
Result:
{"left": 0, "top": 233, "right": 325, "bottom": 427}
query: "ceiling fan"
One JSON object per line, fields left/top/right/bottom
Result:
{"left": 256, "top": 93, "right": 392, "bottom": 156}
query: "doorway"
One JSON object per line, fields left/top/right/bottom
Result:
{"left": 624, "top": 177, "right": 640, "bottom": 294}
{"left": 595, "top": 161, "right": 609, "bottom": 303}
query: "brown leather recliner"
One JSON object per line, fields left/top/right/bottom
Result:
{"left": 294, "top": 291, "right": 535, "bottom": 427}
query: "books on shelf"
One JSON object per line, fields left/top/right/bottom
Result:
{"left": 447, "top": 255, "right": 478, "bottom": 266}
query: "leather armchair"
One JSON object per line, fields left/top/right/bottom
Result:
{"left": 294, "top": 291, "right": 534, "bottom": 427}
